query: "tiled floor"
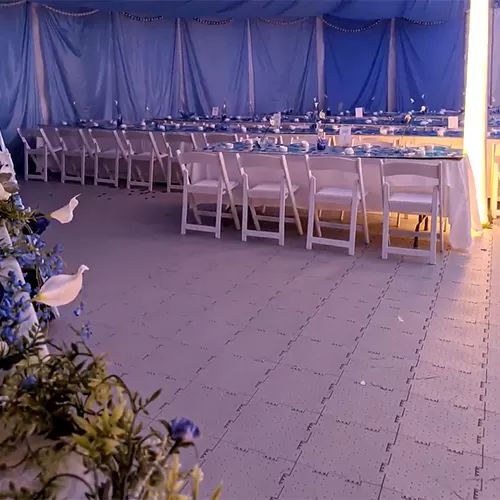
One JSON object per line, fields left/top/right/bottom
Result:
{"left": 21, "top": 182, "right": 499, "bottom": 500}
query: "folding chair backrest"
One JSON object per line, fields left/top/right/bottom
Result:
{"left": 0, "top": 130, "right": 6, "bottom": 152}
{"left": 237, "top": 152, "right": 289, "bottom": 188}
{"left": 18, "top": 128, "right": 42, "bottom": 149}
{"left": 305, "top": 155, "right": 362, "bottom": 191}
{"left": 78, "top": 128, "right": 95, "bottom": 154}
{"left": 203, "top": 133, "right": 238, "bottom": 146}
{"left": 90, "top": 129, "right": 126, "bottom": 156}
{"left": 177, "top": 150, "right": 225, "bottom": 183}
{"left": 57, "top": 128, "right": 84, "bottom": 151}
{"left": 381, "top": 159, "right": 442, "bottom": 191}
{"left": 149, "top": 131, "right": 169, "bottom": 156}
{"left": 40, "top": 126, "right": 61, "bottom": 151}
{"left": 165, "top": 133, "right": 195, "bottom": 156}
{"left": 123, "top": 130, "right": 154, "bottom": 154}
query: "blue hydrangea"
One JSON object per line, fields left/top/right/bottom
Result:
{"left": 170, "top": 418, "right": 200, "bottom": 442}
{"left": 80, "top": 322, "right": 92, "bottom": 340}
{"left": 21, "top": 375, "right": 38, "bottom": 391}
{"left": 73, "top": 302, "right": 84, "bottom": 317}
{"left": 0, "top": 272, "right": 31, "bottom": 344}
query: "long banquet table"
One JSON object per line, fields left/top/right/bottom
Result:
{"left": 199, "top": 144, "right": 480, "bottom": 251}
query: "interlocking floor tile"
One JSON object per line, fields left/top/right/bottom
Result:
{"left": 223, "top": 327, "right": 291, "bottom": 362}
{"left": 383, "top": 435, "right": 481, "bottom": 500}
{"left": 482, "top": 410, "right": 500, "bottom": 460}
{"left": 437, "top": 281, "right": 489, "bottom": 303}
{"left": 299, "top": 414, "right": 394, "bottom": 484}
{"left": 399, "top": 392, "right": 483, "bottom": 454}
{"left": 278, "top": 463, "right": 381, "bottom": 500}
{"left": 319, "top": 294, "right": 376, "bottom": 322}
{"left": 269, "top": 289, "right": 324, "bottom": 313}
{"left": 341, "top": 348, "right": 415, "bottom": 391}
{"left": 197, "top": 298, "right": 261, "bottom": 328}
{"left": 480, "top": 456, "right": 500, "bottom": 499}
{"left": 142, "top": 340, "right": 213, "bottom": 379}
{"left": 355, "top": 325, "right": 424, "bottom": 361}
{"left": 389, "top": 275, "right": 439, "bottom": 296}
{"left": 200, "top": 441, "right": 293, "bottom": 500}
{"left": 159, "top": 382, "right": 249, "bottom": 439}
{"left": 174, "top": 319, "right": 239, "bottom": 351}
{"left": 368, "top": 306, "right": 429, "bottom": 335}
{"left": 280, "top": 336, "right": 349, "bottom": 375}
{"left": 223, "top": 398, "right": 314, "bottom": 460}
{"left": 323, "top": 378, "right": 407, "bottom": 431}
{"left": 247, "top": 305, "right": 310, "bottom": 337}
{"left": 196, "top": 352, "right": 275, "bottom": 395}
{"left": 255, "top": 364, "right": 333, "bottom": 412}
{"left": 300, "top": 315, "right": 362, "bottom": 349}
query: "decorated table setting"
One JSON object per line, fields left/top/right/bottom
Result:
{"left": 199, "top": 138, "right": 479, "bottom": 251}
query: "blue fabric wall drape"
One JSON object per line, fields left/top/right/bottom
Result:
{"left": 324, "top": 18, "right": 390, "bottom": 112}
{"left": 180, "top": 20, "right": 249, "bottom": 116}
{"left": 490, "top": 8, "right": 500, "bottom": 105}
{"left": 395, "top": 18, "right": 465, "bottom": 112}
{"left": 113, "top": 15, "right": 179, "bottom": 121}
{"left": 0, "top": 4, "right": 40, "bottom": 146}
{"left": 251, "top": 18, "right": 318, "bottom": 114}
{"left": 38, "top": 9, "right": 116, "bottom": 123}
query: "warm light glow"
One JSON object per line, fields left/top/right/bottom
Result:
{"left": 463, "top": 0, "right": 489, "bottom": 224}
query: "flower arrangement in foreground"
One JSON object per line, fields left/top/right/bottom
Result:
{"left": 0, "top": 172, "right": 221, "bottom": 499}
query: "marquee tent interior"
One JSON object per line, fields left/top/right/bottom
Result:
{"left": 1, "top": 0, "right": 468, "bottom": 148}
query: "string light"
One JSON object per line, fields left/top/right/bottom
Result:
{"left": 403, "top": 17, "right": 445, "bottom": 26}
{"left": 258, "top": 17, "right": 306, "bottom": 25}
{"left": 0, "top": 0, "right": 27, "bottom": 7}
{"left": 192, "top": 17, "right": 232, "bottom": 25}
{"left": 120, "top": 11, "right": 164, "bottom": 22}
{"left": 322, "top": 17, "right": 382, "bottom": 32}
{"left": 41, "top": 4, "right": 98, "bottom": 16}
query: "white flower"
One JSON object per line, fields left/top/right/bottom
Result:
{"left": 397, "top": 315, "right": 404, "bottom": 322}
{"left": 50, "top": 195, "right": 80, "bottom": 224}
{"left": 0, "top": 182, "right": 11, "bottom": 201}
{"left": 0, "top": 341, "right": 10, "bottom": 356}
{"left": 360, "top": 380, "right": 366, "bottom": 386}
{"left": 34, "top": 265, "right": 89, "bottom": 307}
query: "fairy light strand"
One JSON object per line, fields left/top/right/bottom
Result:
{"left": 0, "top": 0, "right": 27, "bottom": 7}
{"left": 322, "top": 17, "right": 382, "bottom": 32}
{"left": 41, "top": 4, "right": 98, "bottom": 16}
{"left": 120, "top": 11, "right": 164, "bottom": 22}
{"left": 258, "top": 17, "right": 306, "bottom": 25}
{"left": 192, "top": 17, "right": 232, "bottom": 25}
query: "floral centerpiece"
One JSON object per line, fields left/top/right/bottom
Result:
{"left": 0, "top": 169, "right": 221, "bottom": 499}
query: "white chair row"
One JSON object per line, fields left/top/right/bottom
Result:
{"left": 177, "top": 151, "right": 444, "bottom": 264}
{"left": 17, "top": 127, "right": 198, "bottom": 192}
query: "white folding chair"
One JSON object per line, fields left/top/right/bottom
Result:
{"left": 236, "top": 153, "right": 303, "bottom": 246}
{"left": 305, "top": 155, "right": 369, "bottom": 256}
{"left": 90, "top": 129, "right": 127, "bottom": 188}
{"left": 177, "top": 150, "right": 240, "bottom": 239}
{"left": 491, "top": 143, "right": 500, "bottom": 218}
{"left": 39, "top": 126, "right": 63, "bottom": 173}
{"left": 165, "top": 132, "right": 196, "bottom": 192}
{"left": 380, "top": 159, "right": 444, "bottom": 265}
{"left": 123, "top": 130, "right": 164, "bottom": 191}
{"left": 0, "top": 130, "right": 6, "bottom": 152}
{"left": 17, "top": 128, "right": 49, "bottom": 182}
{"left": 149, "top": 131, "right": 170, "bottom": 185}
{"left": 57, "top": 127, "right": 91, "bottom": 185}
{"left": 203, "top": 132, "right": 238, "bottom": 147}
{"left": 281, "top": 134, "right": 317, "bottom": 146}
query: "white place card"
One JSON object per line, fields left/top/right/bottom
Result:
{"left": 338, "top": 125, "right": 352, "bottom": 147}
{"left": 447, "top": 116, "right": 459, "bottom": 129}
{"left": 211, "top": 106, "right": 219, "bottom": 117}
{"left": 355, "top": 107, "right": 364, "bottom": 118}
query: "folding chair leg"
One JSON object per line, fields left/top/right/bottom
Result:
{"left": 167, "top": 157, "right": 172, "bottom": 193}
{"left": 61, "top": 154, "right": 66, "bottom": 183}
{"left": 382, "top": 203, "right": 390, "bottom": 260}
{"left": 396, "top": 213, "right": 401, "bottom": 227}
{"left": 80, "top": 151, "right": 86, "bottom": 186}
{"left": 24, "top": 149, "right": 28, "bottom": 181}
{"left": 215, "top": 184, "right": 223, "bottom": 239}
{"left": 430, "top": 207, "right": 438, "bottom": 265}
{"left": 348, "top": 196, "right": 359, "bottom": 256}
{"left": 114, "top": 155, "right": 119, "bottom": 188}
{"left": 94, "top": 155, "right": 99, "bottom": 185}
{"left": 148, "top": 158, "right": 154, "bottom": 192}
{"left": 279, "top": 184, "right": 286, "bottom": 247}
{"left": 249, "top": 203, "right": 261, "bottom": 231}
{"left": 126, "top": 158, "right": 132, "bottom": 190}
{"left": 43, "top": 149, "right": 48, "bottom": 182}
{"left": 314, "top": 211, "right": 322, "bottom": 237}
{"left": 339, "top": 210, "right": 344, "bottom": 222}
{"left": 439, "top": 206, "right": 444, "bottom": 253}
{"left": 191, "top": 198, "right": 202, "bottom": 225}
{"left": 227, "top": 193, "right": 241, "bottom": 230}
{"left": 306, "top": 196, "right": 315, "bottom": 250}
{"left": 242, "top": 185, "right": 249, "bottom": 242}
{"left": 181, "top": 186, "right": 188, "bottom": 235}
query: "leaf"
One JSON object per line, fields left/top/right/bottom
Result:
{"left": 146, "top": 388, "right": 162, "bottom": 404}
{"left": 210, "top": 482, "right": 223, "bottom": 500}
{"left": 159, "top": 419, "right": 172, "bottom": 434}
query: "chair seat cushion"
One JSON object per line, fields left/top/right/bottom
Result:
{"left": 190, "top": 179, "right": 238, "bottom": 194}
{"left": 249, "top": 182, "right": 298, "bottom": 199}
{"left": 315, "top": 186, "right": 360, "bottom": 202}
{"left": 389, "top": 191, "right": 435, "bottom": 212}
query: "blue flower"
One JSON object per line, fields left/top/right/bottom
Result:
{"left": 73, "top": 302, "right": 84, "bottom": 317}
{"left": 170, "top": 418, "right": 200, "bottom": 442}
{"left": 21, "top": 375, "right": 38, "bottom": 391}
{"left": 80, "top": 322, "right": 92, "bottom": 340}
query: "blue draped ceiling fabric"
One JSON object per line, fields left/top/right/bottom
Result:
{"left": 0, "top": 0, "right": 469, "bottom": 150}
{"left": 0, "top": 3, "right": 41, "bottom": 147}
{"left": 323, "top": 17, "right": 390, "bottom": 112}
